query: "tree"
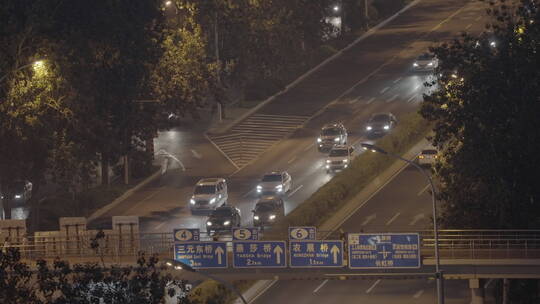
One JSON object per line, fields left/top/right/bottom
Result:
{"left": 420, "top": 0, "right": 539, "bottom": 300}
{"left": 0, "top": 248, "right": 192, "bottom": 303}
{"left": 421, "top": 0, "right": 540, "bottom": 229}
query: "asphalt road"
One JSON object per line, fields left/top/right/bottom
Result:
{"left": 94, "top": 0, "right": 490, "bottom": 301}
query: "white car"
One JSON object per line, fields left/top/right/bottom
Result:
{"left": 325, "top": 145, "right": 355, "bottom": 172}
{"left": 189, "top": 178, "right": 228, "bottom": 212}
{"left": 413, "top": 53, "right": 439, "bottom": 71}
{"left": 256, "top": 172, "right": 292, "bottom": 196}
{"left": 418, "top": 149, "right": 438, "bottom": 166}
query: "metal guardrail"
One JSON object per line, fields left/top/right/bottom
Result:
{"left": 4, "top": 230, "right": 540, "bottom": 261}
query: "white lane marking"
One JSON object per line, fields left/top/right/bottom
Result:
{"left": 366, "top": 279, "right": 381, "bottom": 294}
{"left": 155, "top": 221, "right": 167, "bottom": 230}
{"left": 304, "top": 142, "right": 315, "bottom": 151}
{"left": 417, "top": 184, "right": 430, "bottom": 196}
{"left": 288, "top": 185, "right": 303, "bottom": 197}
{"left": 366, "top": 97, "right": 376, "bottom": 104}
{"left": 313, "top": 279, "right": 329, "bottom": 293}
{"left": 386, "top": 212, "right": 401, "bottom": 226}
{"left": 484, "top": 278, "right": 494, "bottom": 289}
{"left": 413, "top": 289, "right": 425, "bottom": 298}
{"left": 248, "top": 280, "right": 278, "bottom": 304}
{"left": 465, "top": 23, "right": 472, "bottom": 30}
{"left": 393, "top": 77, "right": 402, "bottom": 84}
{"left": 349, "top": 96, "right": 361, "bottom": 104}
{"left": 407, "top": 94, "right": 417, "bottom": 103}
{"left": 380, "top": 86, "right": 390, "bottom": 94}
{"left": 243, "top": 189, "right": 254, "bottom": 198}
{"left": 191, "top": 149, "right": 202, "bottom": 159}
{"left": 475, "top": 15, "right": 481, "bottom": 21}
{"left": 386, "top": 94, "right": 399, "bottom": 103}
{"left": 409, "top": 213, "right": 425, "bottom": 226}
{"left": 362, "top": 214, "right": 377, "bottom": 226}
{"left": 287, "top": 155, "right": 297, "bottom": 164}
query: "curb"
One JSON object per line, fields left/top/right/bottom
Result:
{"left": 215, "top": 0, "right": 422, "bottom": 136}
{"left": 87, "top": 169, "right": 161, "bottom": 222}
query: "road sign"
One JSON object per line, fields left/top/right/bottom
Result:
{"left": 232, "top": 228, "right": 259, "bottom": 241}
{"left": 289, "top": 240, "right": 343, "bottom": 268}
{"left": 288, "top": 226, "right": 316, "bottom": 240}
{"left": 173, "top": 229, "right": 200, "bottom": 242}
{"left": 233, "top": 241, "right": 286, "bottom": 268}
{"left": 174, "top": 242, "right": 227, "bottom": 269}
{"left": 348, "top": 233, "right": 421, "bottom": 269}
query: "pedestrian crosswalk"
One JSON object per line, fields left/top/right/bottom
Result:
{"left": 209, "top": 114, "right": 310, "bottom": 168}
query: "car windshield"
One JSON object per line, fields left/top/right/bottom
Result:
{"left": 418, "top": 54, "right": 433, "bottom": 60}
{"left": 322, "top": 128, "right": 340, "bottom": 136}
{"left": 422, "top": 149, "right": 437, "bottom": 155}
{"left": 194, "top": 185, "right": 216, "bottom": 194}
{"left": 12, "top": 182, "right": 26, "bottom": 191}
{"left": 212, "top": 208, "right": 232, "bottom": 216}
{"left": 262, "top": 174, "right": 282, "bottom": 182}
{"left": 329, "top": 149, "right": 348, "bottom": 157}
{"left": 371, "top": 114, "right": 389, "bottom": 122}
{"left": 256, "top": 202, "right": 276, "bottom": 212}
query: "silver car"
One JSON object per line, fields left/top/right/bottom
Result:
{"left": 413, "top": 53, "right": 439, "bottom": 71}
{"left": 256, "top": 172, "right": 292, "bottom": 196}
{"left": 189, "top": 178, "right": 228, "bottom": 212}
{"left": 317, "top": 123, "right": 348, "bottom": 152}
{"left": 325, "top": 145, "right": 355, "bottom": 172}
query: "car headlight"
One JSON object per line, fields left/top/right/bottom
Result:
{"left": 275, "top": 184, "right": 283, "bottom": 192}
{"left": 490, "top": 41, "right": 496, "bottom": 47}
{"left": 428, "top": 62, "right": 433, "bottom": 66}
{"left": 254, "top": 215, "right": 260, "bottom": 220}
{"left": 334, "top": 137, "right": 340, "bottom": 142}
{"left": 326, "top": 164, "right": 330, "bottom": 169}
{"left": 366, "top": 126, "right": 372, "bottom": 131}
{"left": 384, "top": 125, "right": 390, "bottom": 130}
{"left": 209, "top": 198, "right": 216, "bottom": 204}
{"left": 269, "top": 215, "right": 276, "bottom": 220}
{"left": 223, "top": 221, "right": 230, "bottom": 226}
{"left": 317, "top": 138, "right": 322, "bottom": 143}
{"left": 326, "top": 159, "right": 331, "bottom": 163}
{"left": 15, "top": 194, "right": 22, "bottom": 199}
{"left": 413, "top": 62, "right": 418, "bottom": 67}
{"left": 206, "top": 221, "right": 212, "bottom": 226}
{"left": 190, "top": 198, "right": 195, "bottom": 205}
{"left": 343, "top": 159, "right": 348, "bottom": 163}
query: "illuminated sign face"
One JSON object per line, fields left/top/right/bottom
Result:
{"left": 348, "top": 233, "right": 421, "bottom": 269}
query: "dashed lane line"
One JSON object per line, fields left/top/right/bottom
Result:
{"left": 413, "top": 289, "right": 425, "bottom": 298}
{"left": 393, "top": 77, "right": 402, "bottom": 84}
{"left": 366, "top": 97, "right": 376, "bottom": 104}
{"left": 366, "top": 279, "right": 381, "bottom": 294}
{"left": 380, "top": 86, "right": 390, "bottom": 94}
{"left": 288, "top": 185, "right": 303, "bottom": 197}
{"left": 417, "top": 184, "right": 430, "bottom": 196}
{"left": 313, "top": 279, "right": 329, "bottom": 293}
{"left": 386, "top": 212, "right": 401, "bottom": 226}
{"left": 386, "top": 94, "right": 399, "bottom": 103}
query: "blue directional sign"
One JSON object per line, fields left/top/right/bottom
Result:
{"left": 173, "top": 229, "right": 200, "bottom": 242}
{"left": 288, "top": 226, "right": 317, "bottom": 240}
{"left": 289, "top": 240, "right": 343, "bottom": 268}
{"left": 232, "top": 228, "right": 259, "bottom": 241}
{"left": 233, "top": 241, "right": 286, "bottom": 268}
{"left": 348, "top": 233, "right": 421, "bottom": 269}
{"left": 174, "top": 242, "right": 227, "bottom": 269}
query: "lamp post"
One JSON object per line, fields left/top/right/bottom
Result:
{"left": 165, "top": 260, "right": 248, "bottom": 304}
{"left": 360, "top": 143, "right": 444, "bottom": 304}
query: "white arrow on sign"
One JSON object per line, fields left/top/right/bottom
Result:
{"left": 215, "top": 246, "right": 225, "bottom": 264}
{"left": 330, "top": 245, "right": 340, "bottom": 264}
{"left": 273, "top": 245, "right": 283, "bottom": 264}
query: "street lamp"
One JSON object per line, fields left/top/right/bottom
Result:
{"left": 165, "top": 260, "right": 248, "bottom": 304}
{"left": 0, "top": 60, "right": 45, "bottom": 84}
{"left": 360, "top": 143, "right": 444, "bottom": 304}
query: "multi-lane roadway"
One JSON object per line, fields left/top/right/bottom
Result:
{"left": 95, "top": 0, "right": 490, "bottom": 301}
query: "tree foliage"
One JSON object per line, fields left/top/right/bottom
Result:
{"left": 420, "top": 0, "right": 540, "bottom": 229}
{"left": 0, "top": 248, "right": 191, "bottom": 304}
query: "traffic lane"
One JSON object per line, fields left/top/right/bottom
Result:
{"left": 259, "top": 0, "right": 470, "bottom": 116}
{"left": 253, "top": 278, "right": 471, "bottom": 304}
{"left": 337, "top": 164, "right": 431, "bottom": 233}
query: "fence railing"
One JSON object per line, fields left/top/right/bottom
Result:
{"left": 4, "top": 230, "right": 540, "bottom": 261}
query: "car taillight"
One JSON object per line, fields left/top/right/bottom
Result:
{"left": 419, "top": 155, "right": 424, "bottom": 159}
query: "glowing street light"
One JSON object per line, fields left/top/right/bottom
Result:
{"left": 0, "top": 59, "right": 45, "bottom": 84}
